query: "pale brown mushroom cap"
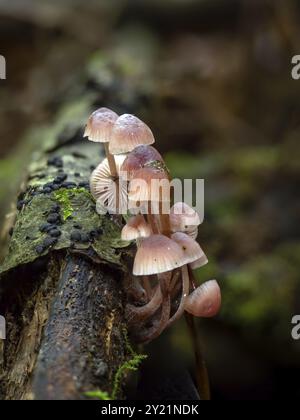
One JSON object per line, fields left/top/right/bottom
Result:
{"left": 189, "top": 253, "right": 208, "bottom": 270}
{"left": 171, "top": 232, "right": 204, "bottom": 265}
{"left": 184, "top": 280, "right": 221, "bottom": 317}
{"left": 109, "top": 114, "right": 155, "bottom": 155}
{"left": 121, "top": 145, "right": 164, "bottom": 180}
{"left": 121, "top": 215, "right": 152, "bottom": 241}
{"left": 170, "top": 202, "right": 201, "bottom": 233}
{"left": 133, "top": 234, "right": 186, "bottom": 276}
{"left": 84, "top": 107, "right": 118, "bottom": 143}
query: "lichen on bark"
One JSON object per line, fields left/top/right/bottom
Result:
{"left": 0, "top": 100, "right": 130, "bottom": 277}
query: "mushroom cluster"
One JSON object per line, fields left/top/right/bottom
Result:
{"left": 85, "top": 108, "right": 221, "bottom": 343}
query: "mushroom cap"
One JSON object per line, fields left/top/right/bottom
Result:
{"left": 184, "top": 280, "right": 221, "bottom": 318}
{"left": 90, "top": 155, "right": 127, "bottom": 213}
{"left": 109, "top": 114, "right": 155, "bottom": 155}
{"left": 133, "top": 234, "right": 186, "bottom": 276}
{"left": 171, "top": 232, "right": 204, "bottom": 264}
{"left": 121, "top": 215, "right": 152, "bottom": 241}
{"left": 170, "top": 202, "right": 201, "bottom": 233}
{"left": 128, "top": 166, "right": 171, "bottom": 204}
{"left": 84, "top": 107, "right": 118, "bottom": 143}
{"left": 121, "top": 145, "right": 164, "bottom": 180}
{"left": 186, "top": 226, "right": 198, "bottom": 240}
{"left": 189, "top": 253, "right": 208, "bottom": 270}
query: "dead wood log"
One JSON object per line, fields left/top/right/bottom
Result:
{"left": 0, "top": 98, "right": 134, "bottom": 401}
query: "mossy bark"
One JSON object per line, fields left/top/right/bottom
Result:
{"left": 0, "top": 102, "right": 133, "bottom": 400}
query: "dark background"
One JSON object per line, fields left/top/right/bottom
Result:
{"left": 1, "top": 0, "right": 300, "bottom": 400}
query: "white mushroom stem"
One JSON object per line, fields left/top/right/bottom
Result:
{"left": 125, "top": 284, "right": 162, "bottom": 325}
{"left": 167, "top": 264, "right": 190, "bottom": 327}
{"left": 104, "top": 142, "right": 118, "bottom": 179}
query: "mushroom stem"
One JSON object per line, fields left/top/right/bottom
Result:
{"left": 124, "top": 275, "right": 147, "bottom": 302}
{"left": 138, "top": 292, "right": 171, "bottom": 343}
{"left": 125, "top": 284, "right": 162, "bottom": 325}
{"left": 184, "top": 312, "right": 211, "bottom": 401}
{"left": 167, "top": 264, "right": 190, "bottom": 327}
{"left": 160, "top": 213, "right": 171, "bottom": 236}
{"left": 142, "top": 275, "right": 153, "bottom": 300}
{"left": 104, "top": 142, "right": 118, "bottom": 179}
{"left": 146, "top": 212, "right": 159, "bottom": 234}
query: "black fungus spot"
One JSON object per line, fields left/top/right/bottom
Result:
{"left": 74, "top": 172, "right": 81, "bottom": 177}
{"left": 90, "top": 165, "right": 96, "bottom": 171}
{"left": 78, "top": 181, "right": 90, "bottom": 188}
{"left": 80, "top": 233, "right": 89, "bottom": 243}
{"left": 54, "top": 173, "right": 68, "bottom": 184}
{"left": 39, "top": 223, "right": 52, "bottom": 233}
{"left": 47, "top": 156, "right": 63, "bottom": 168}
{"left": 62, "top": 181, "right": 77, "bottom": 189}
{"left": 50, "top": 205, "right": 61, "bottom": 214}
{"left": 73, "top": 224, "right": 82, "bottom": 230}
{"left": 35, "top": 245, "right": 45, "bottom": 255}
{"left": 17, "top": 200, "right": 25, "bottom": 210}
{"left": 43, "top": 237, "right": 58, "bottom": 248}
{"left": 49, "top": 229, "right": 62, "bottom": 238}
{"left": 97, "top": 228, "right": 103, "bottom": 235}
{"left": 70, "top": 231, "right": 82, "bottom": 242}
{"left": 47, "top": 213, "right": 60, "bottom": 224}
{"left": 89, "top": 230, "right": 97, "bottom": 239}
{"left": 8, "top": 227, "right": 14, "bottom": 236}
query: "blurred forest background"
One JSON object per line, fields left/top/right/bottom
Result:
{"left": 1, "top": 0, "right": 300, "bottom": 400}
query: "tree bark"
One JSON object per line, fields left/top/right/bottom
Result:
{"left": 0, "top": 105, "right": 131, "bottom": 401}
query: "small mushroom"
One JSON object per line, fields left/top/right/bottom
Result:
{"left": 84, "top": 107, "right": 119, "bottom": 178}
{"left": 184, "top": 280, "right": 221, "bottom": 318}
{"left": 84, "top": 107, "right": 118, "bottom": 143}
{"left": 121, "top": 214, "right": 152, "bottom": 241}
{"left": 133, "top": 234, "right": 186, "bottom": 276}
{"left": 171, "top": 232, "right": 204, "bottom": 265}
{"left": 121, "top": 145, "right": 164, "bottom": 180}
{"left": 128, "top": 166, "right": 171, "bottom": 206}
{"left": 109, "top": 114, "right": 155, "bottom": 155}
{"left": 170, "top": 202, "right": 201, "bottom": 234}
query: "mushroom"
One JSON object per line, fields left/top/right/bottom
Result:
{"left": 109, "top": 114, "right": 155, "bottom": 155}
{"left": 84, "top": 107, "right": 119, "bottom": 178}
{"left": 90, "top": 155, "right": 127, "bottom": 214}
{"left": 121, "top": 145, "right": 165, "bottom": 180}
{"left": 170, "top": 202, "right": 201, "bottom": 234}
{"left": 184, "top": 280, "right": 221, "bottom": 318}
{"left": 171, "top": 232, "right": 204, "bottom": 265}
{"left": 121, "top": 214, "right": 152, "bottom": 241}
{"left": 133, "top": 234, "right": 186, "bottom": 276}
{"left": 128, "top": 165, "right": 171, "bottom": 235}
{"left": 128, "top": 166, "right": 171, "bottom": 204}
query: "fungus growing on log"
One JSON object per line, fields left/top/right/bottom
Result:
{"left": 87, "top": 109, "right": 221, "bottom": 345}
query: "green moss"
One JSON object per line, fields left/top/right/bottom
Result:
{"left": 54, "top": 188, "right": 90, "bottom": 221}
{"left": 84, "top": 390, "right": 111, "bottom": 401}
{"left": 85, "top": 329, "right": 147, "bottom": 401}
